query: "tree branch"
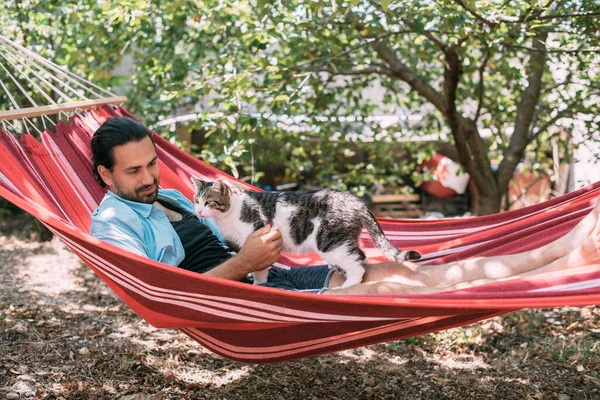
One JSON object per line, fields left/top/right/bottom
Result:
{"left": 452, "top": 0, "right": 498, "bottom": 28}
{"left": 497, "top": 31, "right": 549, "bottom": 190}
{"left": 452, "top": 2, "right": 599, "bottom": 25}
{"left": 306, "top": 73, "right": 336, "bottom": 118}
{"left": 530, "top": 99, "right": 580, "bottom": 142}
{"left": 540, "top": 71, "right": 572, "bottom": 95}
{"left": 474, "top": 48, "right": 490, "bottom": 123}
{"left": 368, "top": 0, "right": 449, "bottom": 51}
{"left": 346, "top": 13, "right": 447, "bottom": 114}
{"left": 501, "top": 43, "right": 599, "bottom": 54}
{"left": 442, "top": 47, "right": 493, "bottom": 194}
{"left": 527, "top": 11, "right": 600, "bottom": 21}
{"left": 288, "top": 29, "right": 415, "bottom": 73}
{"left": 317, "top": 65, "right": 392, "bottom": 76}
{"left": 401, "top": 17, "right": 447, "bottom": 51}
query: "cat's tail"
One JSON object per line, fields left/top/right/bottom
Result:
{"left": 360, "top": 208, "right": 421, "bottom": 262}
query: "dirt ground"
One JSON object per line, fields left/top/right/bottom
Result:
{"left": 1, "top": 213, "right": 599, "bottom": 400}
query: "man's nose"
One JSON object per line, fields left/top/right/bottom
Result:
{"left": 141, "top": 169, "right": 155, "bottom": 185}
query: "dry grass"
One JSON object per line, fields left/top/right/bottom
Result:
{"left": 0, "top": 214, "right": 599, "bottom": 400}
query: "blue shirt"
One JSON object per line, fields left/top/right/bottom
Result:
{"left": 90, "top": 189, "right": 226, "bottom": 266}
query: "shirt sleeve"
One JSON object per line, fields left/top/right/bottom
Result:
{"left": 91, "top": 218, "right": 149, "bottom": 259}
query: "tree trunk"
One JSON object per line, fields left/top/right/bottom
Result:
{"left": 477, "top": 189, "right": 502, "bottom": 216}
{"left": 442, "top": 49, "right": 502, "bottom": 215}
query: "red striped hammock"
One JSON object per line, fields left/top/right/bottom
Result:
{"left": 1, "top": 105, "right": 599, "bottom": 364}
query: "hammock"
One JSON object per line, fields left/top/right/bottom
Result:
{"left": 1, "top": 37, "right": 600, "bottom": 364}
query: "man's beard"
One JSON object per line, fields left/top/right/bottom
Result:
{"left": 113, "top": 178, "right": 159, "bottom": 204}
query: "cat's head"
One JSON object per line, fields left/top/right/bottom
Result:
{"left": 190, "top": 177, "right": 232, "bottom": 218}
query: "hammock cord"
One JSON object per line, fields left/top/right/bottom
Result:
{"left": 1, "top": 41, "right": 93, "bottom": 101}
{"left": 0, "top": 76, "right": 19, "bottom": 109}
{"left": 0, "top": 35, "right": 114, "bottom": 99}
{"left": 0, "top": 44, "right": 73, "bottom": 103}
{"left": 0, "top": 58, "right": 39, "bottom": 108}
{"left": 0, "top": 45, "right": 59, "bottom": 105}
{"left": 24, "top": 117, "right": 43, "bottom": 135}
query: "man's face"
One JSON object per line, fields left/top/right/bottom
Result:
{"left": 98, "top": 136, "right": 160, "bottom": 204}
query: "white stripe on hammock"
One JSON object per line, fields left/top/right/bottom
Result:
{"left": 0, "top": 170, "right": 22, "bottom": 194}
{"left": 42, "top": 134, "right": 96, "bottom": 213}
{"left": 531, "top": 278, "right": 600, "bottom": 293}
{"left": 51, "top": 228, "right": 402, "bottom": 323}
{"left": 182, "top": 316, "right": 451, "bottom": 360}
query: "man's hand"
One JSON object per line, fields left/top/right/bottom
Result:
{"left": 237, "top": 225, "right": 283, "bottom": 270}
{"left": 204, "top": 225, "right": 283, "bottom": 281}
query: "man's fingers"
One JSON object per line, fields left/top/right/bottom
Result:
{"left": 251, "top": 225, "right": 271, "bottom": 237}
{"left": 262, "top": 230, "right": 281, "bottom": 241}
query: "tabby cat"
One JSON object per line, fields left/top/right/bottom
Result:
{"left": 191, "top": 177, "right": 421, "bottom": 289}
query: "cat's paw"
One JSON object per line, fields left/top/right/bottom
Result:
{"left": 339, "top": 272, "right": 364, "bottom": 289}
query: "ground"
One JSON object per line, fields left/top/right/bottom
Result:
{"left": 0, "top": 213, "right": 599, "bottom": 400}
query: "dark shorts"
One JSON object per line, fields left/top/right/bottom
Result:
{"left": 258, "top": 265, "right": 334, "bottom": 294}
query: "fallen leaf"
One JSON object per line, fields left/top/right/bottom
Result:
{"left": 8, "top": 322, "right": 27, "bottom": 333}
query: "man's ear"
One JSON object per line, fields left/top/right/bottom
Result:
{"left": 98, "top": 165, "right": 113, "bottom": 187}
{"left": 190, "top": 176, "right": 205, "bottom": 190}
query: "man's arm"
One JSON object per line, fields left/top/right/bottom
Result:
{"left": 204, "top": 225, "right": 283, "bottom": 281}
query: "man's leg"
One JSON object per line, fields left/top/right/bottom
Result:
{"left": 323, "top": 197, "right": 600, "bottom": 295}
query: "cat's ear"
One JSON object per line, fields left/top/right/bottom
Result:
{"left": 212, "top": 179, "right": 228, "bottom": 195}
{"left": 190, "top": 176, "right": 205, "bottom": 190}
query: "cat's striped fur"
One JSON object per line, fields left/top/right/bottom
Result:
{"left": 191, "top": 177, "right": 421, "bottom": 288}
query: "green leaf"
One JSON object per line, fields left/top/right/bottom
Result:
{"left": 381, "top": 0, "right": 391, "bottom": 11}
{"left": 413, "top": 18, "right": 425, "bottom": 34}
{"left": 257, "top": 0, "right": 269, "bottom": 15}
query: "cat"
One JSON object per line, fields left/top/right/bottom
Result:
{"left": 190, "top": 177, "right": 421, "bottom": 289}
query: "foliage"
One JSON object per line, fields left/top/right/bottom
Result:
{"left": 1, "top": 0, "right": 599, "bottom": 213}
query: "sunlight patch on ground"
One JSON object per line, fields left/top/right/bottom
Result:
{"left": 434, "top": 355, "right": 490, "bottom": 370}
{"left": 337, "top": 347, "right": 378, "bottom": 364}
{"left": 387, "top": 355, "right": 409, "bottom": 366}
{"left": 146, "top": 354, "right": 253, "bottom": 387}
{"left": 12, "top": 236, "right": 85, "bottom": 296}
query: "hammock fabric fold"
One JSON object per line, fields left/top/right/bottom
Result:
{"left": 1, "top": 105, "right": 599, "bottom": 363}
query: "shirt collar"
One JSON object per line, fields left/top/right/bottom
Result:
{"left": 105, "top": 189, "right": 158, "bottom": 218}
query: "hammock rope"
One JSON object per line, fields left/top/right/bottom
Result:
{"left": 1, "top": 36, "right": 599, "bottom": 364}
{"left": 0, "top": 35, "right": 115, "bottom": 99}
{"left": 0, "top": 35, "right": 126, "bottom": 123}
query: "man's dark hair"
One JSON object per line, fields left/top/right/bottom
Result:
{"left": 91, "top": 116, "right": 154, "bottom": 187}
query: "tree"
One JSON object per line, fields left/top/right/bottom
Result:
{"left": 2, "top": 0, "right": 599, "bottom": 214}
{"left": 179, "top": 0, "right": 600, "bottom": 214}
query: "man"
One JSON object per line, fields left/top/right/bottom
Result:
{"left": 90, "top": 117, "right": 600, "bottom": 295}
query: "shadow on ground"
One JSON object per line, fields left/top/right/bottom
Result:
{"left": 0, "top": 214, "right": 599, "bottom": 399}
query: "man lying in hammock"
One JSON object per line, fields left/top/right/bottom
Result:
{"left": 90, "top": 116, "right": 600, "bottom": 295}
